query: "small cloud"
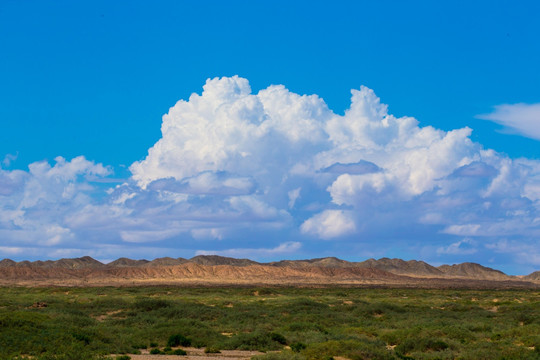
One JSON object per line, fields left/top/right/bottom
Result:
{"left": 196, "top": 241, "right": 301, "bottom": 258}
{"left": 301, "top": 210, "right": 356, "bottom": 239}
{"left": 288, "top": 187, "right": 301, "bottom": 209}
{"left": 477, "top": 103, "right": 540, "bottom": 141}
{"left": 120, "top": 228, "right": 184, "bottom": 243}
{"left": 191, "top": 228, "right": 223, "bottom": 240}
{"left": 0, "top": 246, "right": 24, "bottom": 256}
{"left": 437, "top": 238, "right": 477, "bottom": 255}
{"left": 2, "top": 152, "right": 18, "bottom": 167}
{"left": 441, "top": 224, "right": 481, "bottom": 236}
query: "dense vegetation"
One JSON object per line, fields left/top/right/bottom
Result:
{"left": 0, "top": 287, "right": 538, "bottom": 359}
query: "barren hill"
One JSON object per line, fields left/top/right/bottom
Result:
{"left": 523, "top": 271, "right": 540, "bottom": 281}
{"left": 437, "top": 262, "right": 509, "bottom": 280}
{"left": 107, "top": 257, "right": 149, "bottom": 267}
{"left": 355, "top": 258, "right": 444, "bottom": 277}
{"left": 189, "top": 255, "right": 259, "bottom": 267}
{"left": 0, "top": 255, "right": 537, "bottom": 288}
{"left": 144, "top": 257, "right": 188, "bottom": 266}
{"left": 269, "top": 257, "right": 353, "bottom": 268}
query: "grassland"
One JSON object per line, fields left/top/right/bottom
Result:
{"left": 0, "top": 287, "right": 538, "bottom": 360}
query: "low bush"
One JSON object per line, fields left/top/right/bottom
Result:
{"left": 395, "top": 337, "right": 449, "bottom": 355}
{"left": 253, "top": 351, "right": 306, "bottom": 360}
{"left": 303, "top": 340, "right": 393, "bottom": 360}
{"left": 204, "top": 346, "right": 221, "bottom": 353}
{"left": 271, "top": 332, "right": 287, "bottom": 345}
{"left": 167, "top": 333, "right": 191, "bottom": 347}
{"left": 290, "top": 342, "right": 306, "bottom": 352}
{"left": 134, "top": 298, "right": 171, "bottom": 312}
{"left": 225, "top": 331, "right": 284, "bottom": 351}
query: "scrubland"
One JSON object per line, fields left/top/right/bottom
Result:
{"left": 0, "top": 287, "right": 538, "bottom": 360}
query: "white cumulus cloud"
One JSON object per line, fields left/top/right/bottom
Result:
{"left": 301, "top": 210, "right": 356, "bottom": 239}
{"left": 3, "top": 77, "right": 540, "bottom": 273}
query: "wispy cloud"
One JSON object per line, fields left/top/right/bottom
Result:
{"left": 477, "top": 103, "right": 540, "bottom": 141}
{"left": 196, "top": 241, "right": 302, "bottom": 259}
{"left": 2, "top": 152, "right": 18, "bottom": 167}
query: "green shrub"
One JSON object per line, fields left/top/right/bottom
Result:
{"left": 149, "top": 348, "right": 162, "bottom": 354}
{"left": 290, "top": 342, "right": 306, "bottom": 352}
{"left": 226, "top": 331, "right": 283, "bottom": 351}
{"left": 205, "top": 346, "right": 221, "bottom": 353}
{"left": 134, "top": 299, "right": 170, "bottom": 312}
{"left": 72, "top": 332, "right": 91, "bottom": 345}
{"left": 150, "top": 342, "right": 158, "bottom": 348}
{"left": 303, "top": 340, "right": 394, "bottom": 360}
{"left": 271, "top": 332, "right": 287, "bottom": 345}
{"left": 252, "top": 351, "right": 306, "bottom": 360}
{"left": 172, "top": 348, "right": 187, "bottom": 355}
{"left": 395, "top": 337, "right": 449, "bottom": 355}
{"left": 116, "top": 356, "right": 131, "bottom": 360}
{"left": 167, "top": 333, "right": 191, "bottom": 347}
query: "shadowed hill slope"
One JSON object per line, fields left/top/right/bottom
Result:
{"left": 189, "top": 255, "right": 259, "bottom": 266}
{"left": 437, "top": 262, "right": 509, "bottom": 280}
{"left": 524, "top": 271, "right": 540, "bottom": 281}
{"left": 355, "top": 258, "right": 444, "bottom": 277}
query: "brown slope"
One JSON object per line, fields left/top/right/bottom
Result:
{"left": 269, "top": 257, "right": 354, "bottom": 268}
{"left": 437, "top": 262, "right": 509, "bottom": 280}
{"left": 0, "top": 262, "right": 406, "bottom": 286}
{"left": 3, "top": 256, "right": 105, "bottom": 269}
{"left": 144, "top": 257, "right": 188, "bottom": 267}
{"left": 0, "top": 262, "right": 537, "bottom": 288}
{"left": 52, "top": 256, "right": 105, "bottom": 269}
{"left": 0, "top": 259, "right": 16, "bottom": 267}
{"left": 107, "top": 257, "right": 149, "bottom": 267}
{"left": 189, "top": 255, "right": 259, "bottom": 267}
{"left": 71, "top": 263, "right": 407, "bottom": 285}
{"left": 0, "top": 266, "right": 93, "bottom": 281}
{"left": 355, "top": 258, "right": 444, "bottom": 277}
{"left": 524, "top": 271, "right": 540, "bottom": 281}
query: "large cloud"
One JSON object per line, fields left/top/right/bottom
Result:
{"left": 2, "top": 77, "right": 540, "bottom": 272}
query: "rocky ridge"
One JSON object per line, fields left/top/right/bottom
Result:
{"left": 0, "top": 255, "right": 537, "bottom": 288}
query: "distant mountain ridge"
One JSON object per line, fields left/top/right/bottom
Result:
{"left": 0, "top": 255, "right": 535, "bottom": 282}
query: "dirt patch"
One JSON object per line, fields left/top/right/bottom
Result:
{"left": 93, "top": 309, "right": 125, "bottom": 322}
{"left": 30, "top": 301, "right": 48, "bottom": 309}
{"left": 123, "top": 348, "right": 263, "bottom": 360}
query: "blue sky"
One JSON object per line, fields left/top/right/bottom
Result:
{"left": 1, "top": 1, "right": 539, "bottom": 274}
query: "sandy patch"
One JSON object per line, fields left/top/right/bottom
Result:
{"left": 122, "top": 348, "right": 263, "bottom": 360}
{"left": 93, "top": 309, "right": 125, "bottom": 322}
